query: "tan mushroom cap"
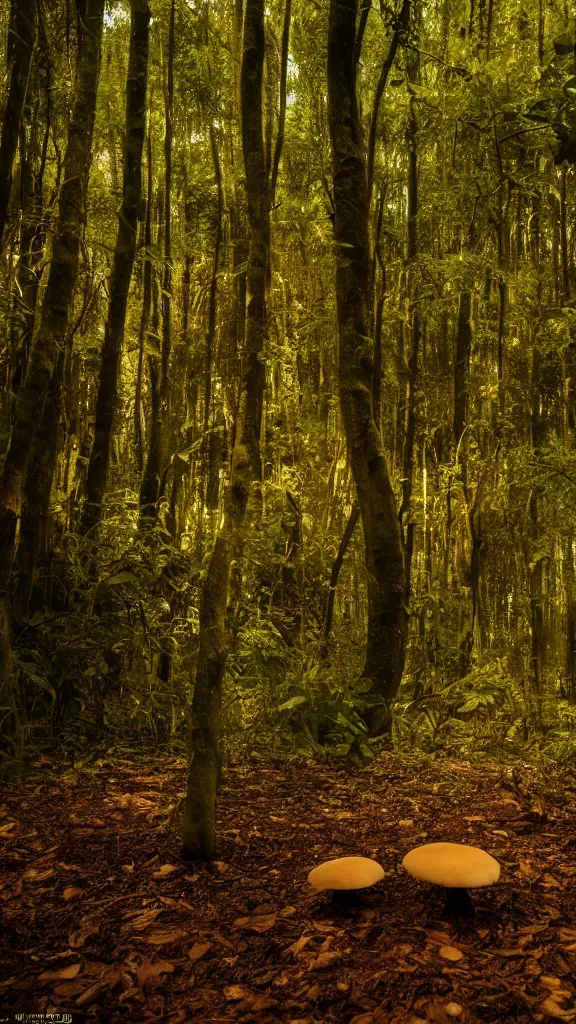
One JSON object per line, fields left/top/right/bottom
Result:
{"left": 402, "top": 842, "right": 500, "bottom": 888}
{"left": 308, "top": 856, "right": 385, "bottom": 891}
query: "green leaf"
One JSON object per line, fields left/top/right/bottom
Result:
{"left": 105, "top": 571, "right": 139, "bottom": 586}
{"left": 278, "top": 695, "right": 308, "bottom": 711}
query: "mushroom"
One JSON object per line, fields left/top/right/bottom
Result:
{"left": 308, "top": 856, "right": 385, "bottom": 904}
{"left": 402, "top": 842, "right": 500, "bottom": 917}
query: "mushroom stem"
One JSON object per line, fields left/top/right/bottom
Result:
{"left": 443, "top": 886, "right": 475, "bottom": 918}
{"left": 331, "top": 888, "right": 361, "bottom": 907}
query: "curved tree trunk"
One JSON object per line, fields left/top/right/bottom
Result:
{"left": 327, "top": 0, "right": 407, "bottom": 731}
{"left": 182, "top": 0, "right": 269, "bottom": 861}
{"left": 0, "top": 0, "right": 36, "bottom": 249}
{"left": 81, "top": 0, "right": 150, "bottom": 535}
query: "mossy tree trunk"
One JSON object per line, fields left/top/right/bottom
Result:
{"left": 82, "top": 0, "right": 150, "bottom": 535}
{"left": 327, "top": 0, "right": 407, "bottom": 731}
{"left": 182, "top": 0, "right": 269, "bottom": 861}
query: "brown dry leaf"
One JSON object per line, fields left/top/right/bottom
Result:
{"left": 146, "top": 928, "right": 186, "bottom": 945}
{"left": 542, "top": 874, "right": 562, "bottom": 888}
{"left": 187, "top": 942, "right": 212, "bottom": 964}
{"left": 249, "top": 994, "right": 278, "bottom": 1010}
{"left": 306, "top": 984, "right": 320, "bottom": 999}
{"left": 310, "top": 950, "right": 341, "bottom": 970}
{"left": 350, "top": 1015, "right": 375, "bottom": 1024}
{"left": 539, "top": 997, "right": 576, "bottom": 1020}
{"left": 63, "top": 886, "right": 84, "bottom": 901}
{"left": 76, "top": 981, "right": 106, "bottom": 1006}
{"left": 439, "top": 945, "right": 464, "bottom": 962}
{"left": 398, "top": 818, "right": 414, "bottom": 828}
{"left": 124, "top": 909, "right": 162, "bottom": 931}
{"left": 426, "top": 930, "right": 453, "bottom": 945}
{"left": 519, "top": 860, "right": 535, "bottom": 877}
{"left": 224, "top": 984, "right": 251, "bottom": 1001}
{"left": 52, "top": 981, "right": 85, "bottom": 997}
{"left": 233, "top": 913, "right": 277, "bottom": 933}
{"left": 558, "top": 929, "right": 576, "bottom": 942}
{"left": 214, "top": 861, "right": 230, "bottom": 874}
{"left": 279, "top": 905, "right": 296, "bottom": 917}
{"left": 38, "top": 964, "right": 82, "bottom": 982}
{"left": 540, "top": 977, "right": 565, "bottom": 991}
{"left": 152, "top": 864, "right": 178, "bottom": 879}
{"left": 136, "top": 959, "right": 174, "bottom": 986}
{"left": 69, "top": 918, "right": 99, "bottom": 948}
{"left": 23, "top": 868, "right": 54, "bottom": 882}
{"left": 287, "top": 934, "right": 313, "bottom": 957}
{"left": 496, "top": 948, "right": 525, "bottom": 957}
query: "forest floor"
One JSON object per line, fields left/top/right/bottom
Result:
{"left": 1, "top": 752, "right": 575, "bottom": 1024}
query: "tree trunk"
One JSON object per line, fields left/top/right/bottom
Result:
{"left": 0, "top": 0, "right": 36, "bottom": 249}
{"left": 453, "top": 290, "right": 471, "bottom": 446}
{"left": 320, "top": 503, "right": 360, "bottom": 659}
{"left": 81, "top": 0, "right": 150, "bottom": 534}
{"left": 0, "top": 0, "right": 104, "bottom": 731}
{"left": 139, "top": 1, "right": 174, "bottom": 524}
{"left": 399, "top": 49, "right": 420, "bottom": 608}
{"left": 327, "top": 0, "right": 407, "bottom": 729}
{"left": 182, "top": 0, "right": 269, "bottom": 861}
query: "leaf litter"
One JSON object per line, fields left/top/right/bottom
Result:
{"left": 0, "top": 752, "right": 575, "bottom": 1022}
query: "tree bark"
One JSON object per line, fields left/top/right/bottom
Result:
{"left": 82, "top": 0, "right": 150, "bottom": 534}
{"left": 327, "top": 0, "right": 407, "bottom": 729}
{"left": 182, "top": 0, "right": 269, "bottom": 860}
{"left": 0, "top": 0, "right": 104, "bottom": 729}
{"left": 320, "top": 504, "right": 360, "bottom": 659}
{"left": 139, "top": 0, "right": 174, "bottom": 524}
{"left": 453, "top": 290, "right": 471, "bottom": 446}
{"left": 0, "top": 0, "right": 36, "bottom": 249}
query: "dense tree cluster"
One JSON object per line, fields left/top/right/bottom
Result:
{"left": 1, "top": 0, "right": 576, "bottom": 848}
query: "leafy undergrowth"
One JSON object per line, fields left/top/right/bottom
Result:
{"left": 1, "top": 754, "right": 576, "bottom": 1024}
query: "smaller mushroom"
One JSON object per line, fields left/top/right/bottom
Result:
{"left": 402, "top": 842, "right": 500, "bottom": 917}
{"left": 308, "top": 856, "right": 385, "bottom": 905}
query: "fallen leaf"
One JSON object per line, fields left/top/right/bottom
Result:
{"left": 426, "top": 929, "right": 453, "bottom": 943}
{"left": 248, "top": 994, "right": 278, "bottom": 1010}
{"left": 214, "top": 861, "right": 229, "bottom": 874}
{"left": 350, "top": 1015, "right": 375, "bottom": 1024}
{"left": 69, "top": 919, "right": 99, "bottom": 948}
{"left": 439, "top": 945, "right": 464, "bottom": 961}
{"left": 224, "top": 984, "right": 251, "bottom": 1001}
{"left": 310, "top": 950, "right": 341, "bottom": 970}
{"left": 539, "top": 997, "right": 576, "bottom": 1020}
{"left": 287, "top": 934, "right": 313, "bottom": 957}
{"left": 38, "top": 964, "right": 82, "bottom": 982}
{"left": 124, "top": 909, "right": 162, "bottom": 931}
{"left": 23, "top": 868, "right": 54, "bottom": 882}
{"left": 147, "top": 928, "right": 186, "bottom": 945}
{"left": 63, "top": 887, "right": 84, "bottom": 902}
{"left": 136, "top": 960, "right": 174, "bottom": 986}
{"left": 306, "top": 984, "right": 320, "bottom": 999}
{"left": 152, "top": 864, "right": 178, "bottom": 879}
{"left": 233, "top": 913, "right": 277, "bottom": 932}
{"left": 187, "top": 942, "right": 212, "bottom": 964}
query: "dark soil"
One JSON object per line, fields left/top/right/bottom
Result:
{"left": 1, "top": 753, "right": 575, "bottom": 1023}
